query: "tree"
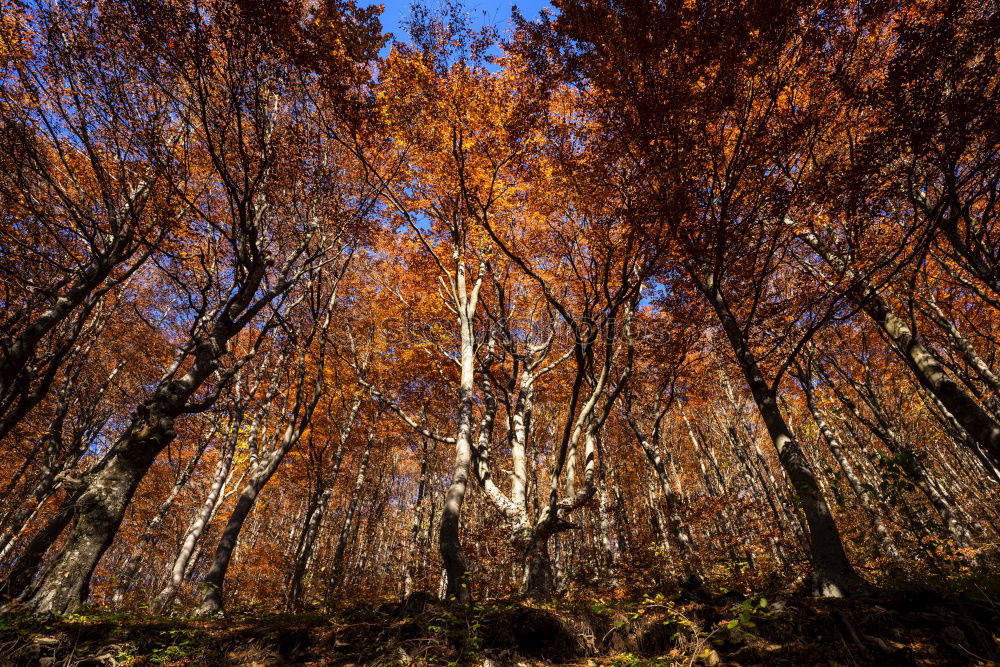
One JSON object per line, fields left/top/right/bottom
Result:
{"left": 9, "top": 0, "right": 378, "bottom": 615}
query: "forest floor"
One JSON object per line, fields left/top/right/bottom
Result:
{"left": 1, "top": 585, "right": 998, "bottom": 666}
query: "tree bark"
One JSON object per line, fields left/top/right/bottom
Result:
{"left": 196, "top": 365, "right": 322, "bottom": 617}
{"left": 439, "top": 261, "right": 483, "bottom": 604}
{"left": 330, "top": 430, "right": 375, "bottom": 584}
{"left": 694, "top": 269, "right": 866, "bottom": 596}
{"left": 152, "top": 418, "right": 239, "bottom": 612}
{"left": 794, "top": 224, "right": 1000, "bottom": 470}
{"left": 796, "top": 364, "right": 901, "bottom": 561}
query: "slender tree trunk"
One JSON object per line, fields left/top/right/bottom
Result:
{"left": 797, "top": 369, "right": 901, "bottom": 561}
{"left": 330, "top": 431, "right": 375, "bottom": 584}
{"left": 439, "top": 261, "right": 483, "bottom": 604}
{"left": 597, "top": 484, "right": 616, "bottom": 582}
{"left": 695, "top": 270, "right": 865, "bottom": 596}
{"left": 152, "top": 421, "right": 239, "bottom": 612}
{"left": 196, "top": 423, "right": 312, "bottom": 615}
{"left": 286, "top": 487, "right": 331, "bottom": 611}
{"left": 624, "top": 413, "right": 698, "bottom": 572}
{"left": 404, "top": 438, "right": 431, "bottom": 598}
{"left": 795, "top": 226, "right": 1000, "bottom": 469}
{"left": 197, "top": 349, "right": 324, "bottom": 617}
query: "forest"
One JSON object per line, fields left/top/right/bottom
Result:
{"left": 0, "top": 0, "right": 998, "bottom": 664}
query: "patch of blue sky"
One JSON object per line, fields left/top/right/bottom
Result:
{"left": 377, "top": 0, "right": 553, "bottom": 53}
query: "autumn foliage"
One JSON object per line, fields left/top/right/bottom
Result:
{"left": 0, "top": 0, "right": 997, "bottom": 632}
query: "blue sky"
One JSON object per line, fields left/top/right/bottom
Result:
{"left": 376, "top": 0, "right": 553, "bottom": 43}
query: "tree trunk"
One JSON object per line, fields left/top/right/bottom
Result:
{"left": 197, "top": 437, "right": 306, "bottom": 615}
{"left": 438, "top": 261, "right": 482, "bottom": 604}
{"left": 152, "top": 423, "right": 238, "bottom": 612}
{"left": 522, "top": 535, "right": 556, "bottom": 599}
{"left": 624, "top": 413, "right": 698, "bottom": 571}
{"left": 403, "top": 438, "right": 431, "bottom": 598}
{"left": 286, "top": 487, "right": 330, "bottom": 611}
{"left": 330, "top": 431, "right": 375, "bottom": 584}
{"left": 797, "top": 369, "right": 901, "bottom": 561}
{"left": 695, "top": 270, "right": 866, "bottom": 597}
{"left": 796, "top": 225, "right": 1000, "bottom": 470}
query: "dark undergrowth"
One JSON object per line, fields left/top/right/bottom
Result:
{"left": 1, "top": 584, "right": 998, "bottom": 666}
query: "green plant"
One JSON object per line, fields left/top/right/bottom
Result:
{"left": 722, "top": 594, "right": 769, "bottom": 635}
{"left": 426, "top": 606, "right": 484, "bottom": 664}
{"left": 149, "top": 643, "right": 189, "bottom": 664}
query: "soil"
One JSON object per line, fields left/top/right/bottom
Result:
{"left": 1, "top": 588, "right": 997, "bottom": 665}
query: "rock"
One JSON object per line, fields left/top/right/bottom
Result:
{"left": 703, "top": 648, "right": 722, "bottom": 665}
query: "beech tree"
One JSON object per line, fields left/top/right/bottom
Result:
{"left": 0, "top": 0, "right": 177, "bottom": 441}
{"left": 4, "top": 0, "right": 380, "bottom": 615}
